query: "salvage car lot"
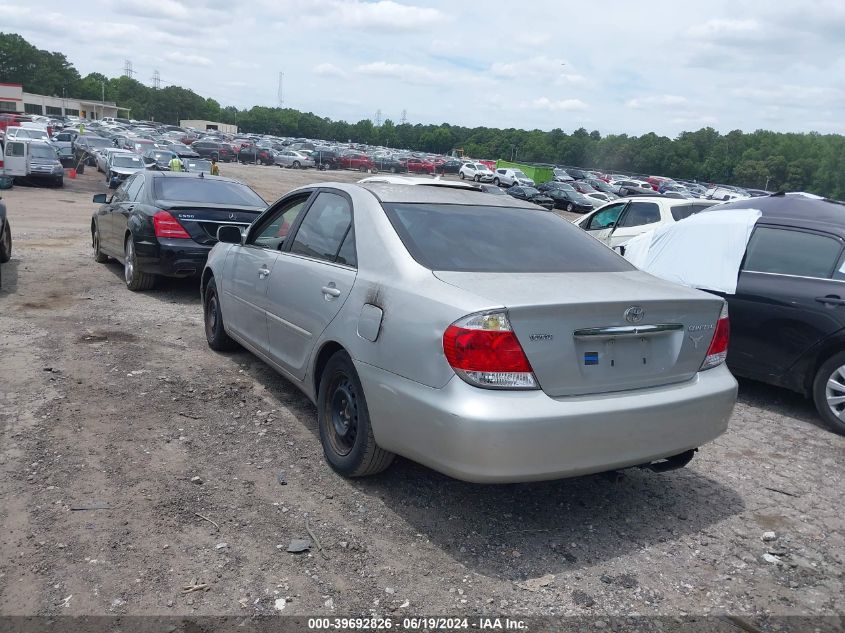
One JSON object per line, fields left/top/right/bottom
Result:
{"left": 0, "top": 164, "right": 843, "bottom": 618}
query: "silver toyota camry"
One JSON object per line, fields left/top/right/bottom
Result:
{"left": 201, "top": 182, "right": 737, "bottom": 483}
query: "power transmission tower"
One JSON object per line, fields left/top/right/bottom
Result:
{"left": 374, "top": 109, "right": 382, "bottom": 127}
{"left": 123, "top": 59, "right": 135, "bottom": 79}
{"left": 151, "top": 70, "right": 161, "bottom": 90}
{"left": 277, "top": 72, "right": 284, "bottom": 108}
{"left": 400, "top": 109, "right": 407, "bottom": 125}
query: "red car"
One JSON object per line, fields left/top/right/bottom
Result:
{"left": 339, "top": 153, "right": 374, "bottom": 171}
{"left": 646, "top": 176, "right": 674, "bottom": 191}
{"left": 403, "top": 157, "right": 435, "bottom": 174}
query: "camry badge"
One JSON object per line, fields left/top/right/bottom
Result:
{"left": 624, "top": 306, "right": 644, "bottom": 323}
{"left": 689, "top": 334, "right": 704, "bottom": 349}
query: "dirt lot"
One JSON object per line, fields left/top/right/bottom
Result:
{"left": 0, "top": 164, "right": 843, "bottom": 623}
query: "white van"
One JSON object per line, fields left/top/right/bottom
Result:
{"left": 1, "top": 139, "right": 65, "bottom": 185}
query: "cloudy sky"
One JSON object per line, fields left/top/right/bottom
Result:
{"left": 5, "top": 0, "right": 844, "bottom": 136}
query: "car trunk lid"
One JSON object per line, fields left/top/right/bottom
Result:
{"left": 433, "top": 270, "right": 724, "bottom": 397}
{"left": 158, "top": 201, "right": 263, "bottom": 245}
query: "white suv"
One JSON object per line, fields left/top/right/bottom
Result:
{"left": 458, "top": 162, "right": 494, "bottom": 182}
{"left": 493, "top": 168, "right": 534, "bottom": 187}
{"left": 574, "top": 197, "right": 719, "bottom": 248}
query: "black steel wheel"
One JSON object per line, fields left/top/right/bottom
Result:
{"left": 204, "top": 277, "right": 239, "bottom": 351}
{"left": 317, "top": 351, "right": 394, "bottom": 477}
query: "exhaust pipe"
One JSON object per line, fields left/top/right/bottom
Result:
{"left": 641, "top": 449, "right": 697, "bottom": 473}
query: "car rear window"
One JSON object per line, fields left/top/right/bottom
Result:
{"left": 153, "top": 178, "right": 266, "bottom": 206}
{"left": 382, "top": 203, "right": 633, "bottom": 273}
{"left": 670, "top": 202, "right": 715, "bottom": 221}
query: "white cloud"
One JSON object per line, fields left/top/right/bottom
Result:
{"left": 626, "top": 95, "right": 688, "bottom": 109}
{"left": 336, "top": 0, "right": 444, "bottom": 30}
{"left": 355, "top": 62, "right": 442, "bottom": 85}
{"left": 490, "top": 56, "right": 571, "bottom": 78}
{"left": 523, "top": 97, "right": 588, "bottom": 112}
{"left": 121, "top": 0, "right": 191, "bottom": 20}
{"left": 313, "top": 63, "right": 346, "bottom": 78}
{"left": 165, "top": 52, "right": 212, "bottom": 67}
{"left": 687, "top": 18, "right": 759, "bottom": 38}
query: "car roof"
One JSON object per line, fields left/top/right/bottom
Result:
{"left": 357, "top": 182, "right": 540, "bottom": 208}
{"left": 145, "top": 171, "right": 241, "bottom": 184}
{"left": 712, "top": 193, "right": 845, "bottom": 233}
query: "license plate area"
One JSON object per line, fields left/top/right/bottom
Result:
{"left": 573, "top": 324, "right": 683, "bottom": 379}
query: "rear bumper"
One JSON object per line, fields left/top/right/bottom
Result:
{"left": 356, "top": 362, "right": 737, "bottom": 483}
{"left": 135, "top": 238, "right": 211, "bottom": 278}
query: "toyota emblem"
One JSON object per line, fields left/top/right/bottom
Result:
{"left": 624, "top": 306, "right": 645, "bottom": 323}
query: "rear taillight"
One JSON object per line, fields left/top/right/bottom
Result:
{"left": 701, "top": 302, "right": 730, "bottom": 371}
{"left": 443, "top": 312, "right": 538, "bottom": 389}
{"left": 153, "top": 211, "right": 190, "bottom": 239}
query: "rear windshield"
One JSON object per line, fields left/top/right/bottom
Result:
{"left": 382, "top": 203, "right": 633, "bottom": 273}
{"left": 153, "top": 177, "right": 266, "bottom": 206}
{"left": 113, "top": 155, "right": 145, "bottom": 168}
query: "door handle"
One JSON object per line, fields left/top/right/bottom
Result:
{"left": 322, "top": 285, "right": 341, "bottom": 298}
{"left": 258, "top": 267, "right": 270, "bottom": 279}
{"left": 816, "top": 295, "right": 845, "bottom": 306}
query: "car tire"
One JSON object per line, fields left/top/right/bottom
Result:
{"left": 0, "top": 221, "right": 11, "bottom": 263}
{"left": 493, "top": 177, "right": 500, "bottom": 186}
{"left": 474, "top": 175, "right": 480, "bottom": 182}
{"left": 123, "top": 236, "right": 156, "bottom": 292}
{"left": 92, "top": 223, "right": 108, "bottom": 263}
{"left": 359, "top": 165, "right": 367, "bottom": 172}
{"left": 566, "top": 202, "right": 574, "bottom": 212}
{"left": 55, "top": 177, "right": 63, "bottom": 188}
{"left": 292, "top": 161, "right": 300, "bottom": 169}
{"left": 317, "top": 350, "right": 395, "bottom": 477}
{"left": 459, "top": 172, "right": 465, "bottom": 180}
{"left": 812, "top": 351, "right": 845, "bottom": 434}
{"left": 204, "top": 277, "right": 239, "bottom": 351}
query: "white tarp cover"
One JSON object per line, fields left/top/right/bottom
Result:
{"left": 621, "top": 208, "right": 762, "bottom": 295}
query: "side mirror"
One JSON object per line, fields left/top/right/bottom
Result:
{"left": 92, "top": 193, "right": 109, "bottom": 204}
{"left": 217, "top": 225, "right": 243, "bottom": 244}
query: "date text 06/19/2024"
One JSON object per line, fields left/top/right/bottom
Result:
{"left": 307, "top": 617, "right": 528, "bottom": 630}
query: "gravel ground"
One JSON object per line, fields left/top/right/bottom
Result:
{"left": 0, "top": 164, "right": 842, "bottom": 624}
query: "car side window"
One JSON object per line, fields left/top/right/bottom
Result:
{"left": 586, "top": 203, "right": 627, "bottom": 231}
{"left": 743, "top": 227, "right": 843, "bottom": 279}
{"left": 618, "top": 202, "right": 661, "bottom": 228}
{"left": 112, "top": 175, "right": 134, "bottom": 203}
{"left": 336, "top": 224, "right": 357, "bottom": 268}
{"left": 5, "top": 142, "right": 24, "bottom": 157}
{"left": 289, "top": 192, "right": 353, "bottom": 263}
{"left": 125, "top": 174, "right": 145, "bottom": 201}
{"left": 250, "top": 193, "right": 311, "bottom": 250}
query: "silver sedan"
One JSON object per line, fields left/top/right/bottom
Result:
{"left": 274, "top": 149, "right": 315, "bottom": 169}
{"left": 201, "top": 183, "right": 736, "bottom": 482}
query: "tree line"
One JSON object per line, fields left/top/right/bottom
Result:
{"left": 2, "top": 32, "right": 843, "bottom": 198}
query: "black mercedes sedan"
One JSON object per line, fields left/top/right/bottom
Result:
{"left": 506, "top": 185, "right": 555, "bottom": 210}
{"left": 91, "top": 172, "right": 266, "bottom": 291}
{"left": 710, "top": 194, "right": 845, "bottom": 433}
{"left": 537, "top": 182, "right": 596, "bottom": 213}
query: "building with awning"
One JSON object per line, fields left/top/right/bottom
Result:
{"left": 0, "top": 83, "right": 131, "bottom": 120}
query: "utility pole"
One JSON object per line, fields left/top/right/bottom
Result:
{"left": 151, "top": 70, "right": 161, "bottom": 90}
{"left": 400, "top": 109, "right": 407, "bottom": 125}
{"left": 374, "top": 109, "right": 382, "bottom": 127}
{"left": 277, "top": 72, "right": 284, "bottom": 108}
{"left": 101, "top": 81, "right": 105, "bottom": 120}
{"left": 123, "top": 59, "right": 135, "bottom": 79}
